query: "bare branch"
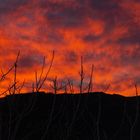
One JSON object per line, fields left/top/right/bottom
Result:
{"left": 37, "top": 51, "right": 55, "bottom": 92}
{"left": 0, "top": 65, "right": 14, "bottom": 82}
{"left": 79, "top": 56, "right": 84, "bottom": 94}
{"left": 103, "top": 84, "right": 110, "bottom": 93}
{"left": 0, "top": 82, "right": 18, "bottom": 96}
{"left": 32, "top": 83, "right": 35, "bottom": 93}
{"left": 35, "top": 71, "right": 38, "bottom": 92}
{"left": 67, "top": 79, "right": 74, "bottom": 94}
{"left": 88, "top": 64, "right": 94, "bottom": 93}
{"left": 50, "top": 76, "right": 58, "bottom": 94}
{"left": 16, "top": 80, "right": 25, "bottom": 94}
{"left": 37, "top": 56, "right": 46, "bottom": 89}
{"left": 13, "top": 51, "right": 20, "bottom": 94}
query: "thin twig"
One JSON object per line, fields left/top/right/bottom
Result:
{"left": 88, "top": 64, "right": 94, "bottom": 93}
{"left": 37, "top": 51, "right": 55, "bottom": 91}
{"left": 13, "top": 51, "right": 20, "bottom": 94}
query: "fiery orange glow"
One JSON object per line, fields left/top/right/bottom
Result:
{"left": 0, "top": 0, "right": 140, "bottom": 96}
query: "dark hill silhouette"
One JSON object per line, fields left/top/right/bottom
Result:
{"left": 0, "top": 92, "right": 140, "bottom": 140}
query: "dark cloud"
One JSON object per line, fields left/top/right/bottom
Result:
{"left": 46, "top": 32, "right": 65, "bottom": 44}
{"left": 86, "top": 0, "right": 133, "bottom": 36}
{"left": 120, "top": 46, "right": 140, "bottom": 67}
{"left": 0, "top": 0, "right": 28, "bottom": 15}
{"left": 84, "top": 52, "right": 110, "bottom": 63}
{"left": 118, "top": 35, "right": 140, "bottom": 45}
{"left": 134, "top": 76, "right": 140, "bottom": 84}
{"left": 19, "top": 54, "right": 43, "bottom": 68}
{"left": 16, "top": 22, "right": 32, "bottom": 28}
{"left": 90, "top": 0, "right": 119, "bottom": 10}
{"left": 44, "top": 0, "right": 121, "bottom": 31}
{"left": 95, "top": 66, "right": 111, "bottom": 74}
{"left": 37, "top": 27, "right": 65, "bottom": 44}
{"left": 83, "top": 34, "right": 101, "bottom": 42}
{"left": 64, "top": 51, "right": 78, "bottom": 64}
{"left": 45, "top": 6, "right": 86, "bottom": 28}
{"left": 117, "top": 29, "right": 140, "bottom": 45}
{"left": 87, "top": 0, "right": 120, "bottom": 21}
{"left": 94, "top": 82, "right": 111, "bottom": 92}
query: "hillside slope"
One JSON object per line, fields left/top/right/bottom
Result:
{"left": 0, "top": 92, "right": 139, "bottom": 140}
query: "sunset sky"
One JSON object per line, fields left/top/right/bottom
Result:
{"left": 0, "top": 0, "right": 140, "bottom": 96}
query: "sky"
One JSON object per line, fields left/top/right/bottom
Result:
{"left": 0, "top": 0, "right": 140, "bottom": 96}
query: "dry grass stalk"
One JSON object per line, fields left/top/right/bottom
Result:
{"left": 79, "top": 56, "right": 84, "bottom": 94}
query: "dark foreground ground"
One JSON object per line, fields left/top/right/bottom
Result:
{"left": 0, "top": 92, "right": 139, "bottom": 140}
